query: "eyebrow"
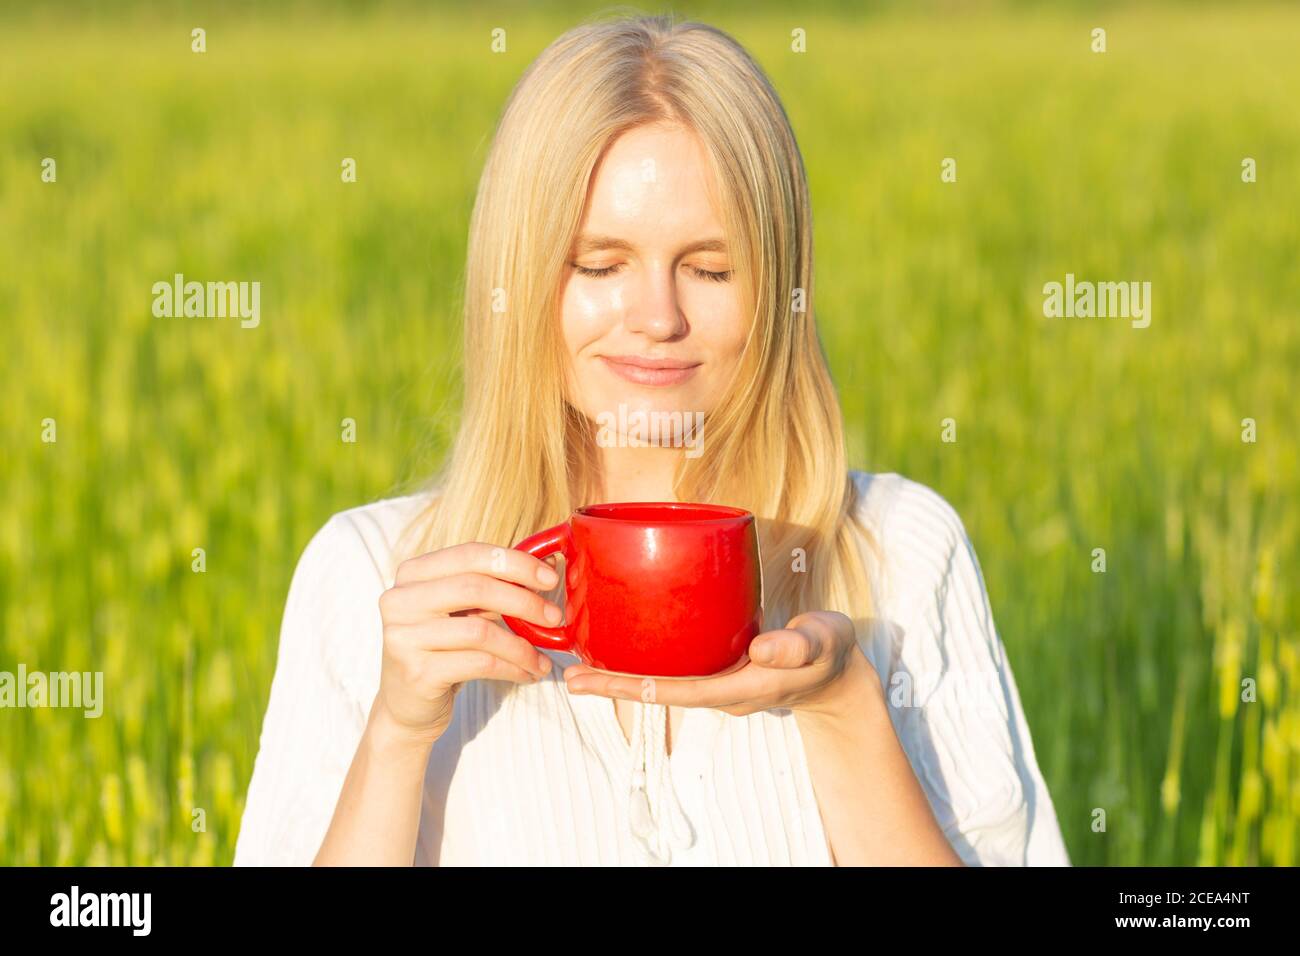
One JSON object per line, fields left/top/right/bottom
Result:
{"left": 571, "top": 235, "right": 730, "bottom": 256}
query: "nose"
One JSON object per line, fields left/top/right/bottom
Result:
{"left": 620, "top": 264, "right": 688, "bottom": 341}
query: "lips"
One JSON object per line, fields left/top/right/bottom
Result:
{"left": 599, "top": 355, "right": 701, "bottom": 387}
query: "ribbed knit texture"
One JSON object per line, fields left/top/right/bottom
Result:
{"left": 233, "top": 471, "right": 1071, "bottom": 866}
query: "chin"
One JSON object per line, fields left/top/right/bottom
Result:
{"left": 597, "top": 391, "right": 705, "bottom": 415}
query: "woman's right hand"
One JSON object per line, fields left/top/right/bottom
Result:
{"left": 372, "top": 542, "right": 563, "bottom": 746}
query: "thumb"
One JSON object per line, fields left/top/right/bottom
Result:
{"left": 749, "top": 629, "right": 818, "bottom": 668}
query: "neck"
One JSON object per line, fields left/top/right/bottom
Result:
{"left": 593, "top": 444, "right": 682, "bottom": 503}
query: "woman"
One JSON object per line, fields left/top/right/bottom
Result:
{"left": 233, "top": 13, "right": 1070, "bottom": 866}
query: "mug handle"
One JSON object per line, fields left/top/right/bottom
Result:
{"left": 500, "top": 522, "right": 574, "bottom": 652}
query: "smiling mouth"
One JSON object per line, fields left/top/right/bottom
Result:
{"left": 599, "top": 355, "right": 701, "bottom": 387}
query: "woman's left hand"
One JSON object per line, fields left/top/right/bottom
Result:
{"left": 561, "top": 610, "right": 877, "bottom": 716}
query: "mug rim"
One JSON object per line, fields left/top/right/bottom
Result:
{"left": 575, "top": 501, "right": 752, "bottom": 524}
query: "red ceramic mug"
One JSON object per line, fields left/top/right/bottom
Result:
{"left": 501, "top": 502, "right": 763, "bottom": 678}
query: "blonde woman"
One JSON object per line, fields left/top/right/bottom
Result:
{"left": 233, "top": 13, "right": 1070, "bottom": 867}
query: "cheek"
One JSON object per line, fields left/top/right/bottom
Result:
{"left": 689, "top": 283, "right": 748, "bottom": 361}
{"left": 561, "top": 280, "right": 623, "bottom": 356}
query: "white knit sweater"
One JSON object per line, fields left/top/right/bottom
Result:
{"left": 232, "top": 471, "right": 1071, "bottom": 866}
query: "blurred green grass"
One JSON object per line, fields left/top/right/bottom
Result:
{"left": 0, "top": 2, "right": 1296, "bottom": 865}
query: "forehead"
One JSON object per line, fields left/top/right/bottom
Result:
{"left": 580, "top": 123, "right": 726, "bottom": 237}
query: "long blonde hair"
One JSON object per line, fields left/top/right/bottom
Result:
{"left": 399, "top": 12, "right": 877, "bottom": 633}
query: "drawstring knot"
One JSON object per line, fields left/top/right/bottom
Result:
{"left": 627, "top": 699, "right": 695, "bottom": 865}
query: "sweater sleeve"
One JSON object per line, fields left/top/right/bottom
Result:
{"left": 866, "top": 475, "right": 1071, "bottom": 866}
{"left": 232, "top": 513, "right": 386, "bottom": 866}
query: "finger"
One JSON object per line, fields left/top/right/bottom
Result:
{"left": 749, "top": 628, "right": 820, "bottom": 668}
{"left": 785, "top": 610, "right": 849, "bottom": 650}
{"left": 381, "top": 573, "right": 563, "bottom": 627}
{"left": 387, "top": 617, "right": 551, "bottom": 677}
{"left": 566, "top": 666, "right": 763, "bottom": 709}
{"left": 425, "top": 647, "right": 547, "bottom": 686}
{"left": 563, "top": 653, "right": 746, "bottom": 684}
{"left": 394, "top": 542, "right": 560, "bottom": 591}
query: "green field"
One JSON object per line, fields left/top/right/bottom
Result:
{"left": 0, "top": 1, "right": 1296, "bottom": 865}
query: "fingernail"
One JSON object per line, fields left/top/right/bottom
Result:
{"left": 544, "top": 603, "right": 563, "bottom": 625}
{"left": 536, "top": 654, "right": 551, "bottom": 673}
{"left": 537, "top": 565, "right": 560, "bottom": 588}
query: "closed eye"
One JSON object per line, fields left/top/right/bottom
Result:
{"left": 570, "top": 262, "right": 732, "bottom": 282}
{"left": 572, "top": 263, "right": 623, "bottom": 278}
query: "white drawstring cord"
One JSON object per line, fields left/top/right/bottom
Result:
{"left": 627, "top": 699, "right": 695, "bottom": 865}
